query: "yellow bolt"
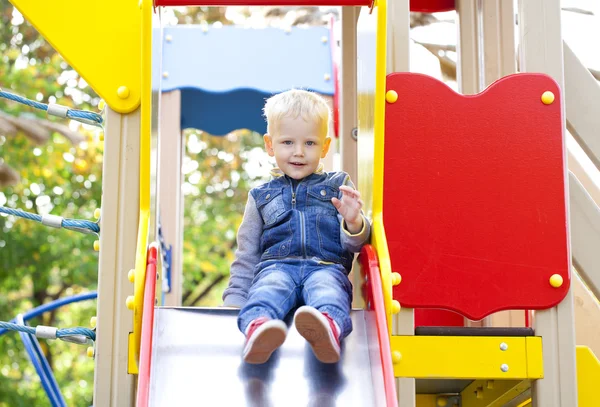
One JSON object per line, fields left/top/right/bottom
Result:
{"left": 487, "top": 380, "right": 494, "bottom": 389}
{"left": 324, "top": 73, "right": 331, "bottom": 81}
{"left": 98, "top": 100, "right": 106, "bottom": 111}
{"left": 87, "top": 347, "right": 95, "bottom": 358}
{"left": 550, "top": 274, "right": 563, "bottom": 288}
{"left": 117, "top": 86, "right": 130, "bottom": 99}
{"left": 437, "top": 398, "right": 448, "bottom": 407}
{"left": 321, "top": 36, "right": 328, "bottom": 44}
{"left": 90, "top": 316, "right": 97, "bottom": 328}
{"left": 126, "top": 296, "right": 135, "bottom": 310}
{"left": 284, "top": 26, "right": 292, "bottom": 33}
{"left": 392, "top": 300, "right": 401, "bottom": 314}
{"left": 93, "top": 240, "right": 100, "bottom": 252}
{"left": 392, "top": 351, "right": 402, "bottom": 364}
{"left": 386, "top": 90, "right": 398, "bottom": 104}
{"left": 162, "top": 72, "right": 169, "bottom": 79}
{"left": 94, "top": 208, "right": 101, "bottom": 220}
{"left": 201, "top": 25, "right": 208, "bottom": 33}
{"left": 391, "top": 272, "right": 402, "bottom": 286}
{"left": 541, "top": 91, "right": 555, "bottom": 105}
{"left": 128, "top": 269, "right": 135, "bottom": 283}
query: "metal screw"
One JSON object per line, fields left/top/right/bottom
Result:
{"left": 351, "top": 128, "right": 358, "bottom": 141}
{"left": 501, "top": 364, "right": 509, "bottom": 372}
{"left": 500, "top": 342, "right": 508, "bottom": 351}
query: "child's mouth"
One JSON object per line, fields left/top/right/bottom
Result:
{"left": 290, "top": 162, "right": 305, "bottom": 167}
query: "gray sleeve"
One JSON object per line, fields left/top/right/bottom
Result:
{"left": 339, "top": 214, "right": 371, "bottom": 253}
{"left": 338, "top": 174, "right": 371, "bottom": 253}
{"left": 222, "top": 193, "right": 263, "bottom": 307}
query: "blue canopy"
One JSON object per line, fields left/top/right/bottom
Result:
{"left": 153, "top": 26, "right": 335, "bottom": 136}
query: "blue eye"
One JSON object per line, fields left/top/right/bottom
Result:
{"left": 283, "top": 140, "right": 292, "bottom": 145}
{"left": 306, "top": 141, "right": 315, "bottom": 146}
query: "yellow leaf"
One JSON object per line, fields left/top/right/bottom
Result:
{"left": 199, "top": 261, "right": 217, "bottom": 273}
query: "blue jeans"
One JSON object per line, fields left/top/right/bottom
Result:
{"left": 238, "top": 259, "right": 353, "bottom": 338}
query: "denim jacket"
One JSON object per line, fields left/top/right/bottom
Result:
{"left": 222, "top": 166, "right": 371, "bottom": 307}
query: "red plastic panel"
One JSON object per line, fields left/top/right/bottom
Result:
{"left": 410, "top": 0, "right": 455, "bottom": 12}
{"left": 359, "top": 245, "right": 398, "bottom": 407}
{"left": 156, "top": 0, "right": 371, "bottom": 5}
{"left": 385, "top": 73, "right": 570, "bottom": 321}
{"left": 415, "top": 309, "right": 464, "bottom": 327}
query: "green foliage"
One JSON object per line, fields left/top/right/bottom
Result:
{"left": 1, "top": 1, "right": 100, "bottom": 405}
{"left": 181, "top": 129, "right": 270, "bottom": 306}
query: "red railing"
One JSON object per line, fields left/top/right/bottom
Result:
{"left": 135, "top": 244, "right": 158, "bottom": 407}
{"left": 360, "top": 245, "right": 397, "bottom": 407}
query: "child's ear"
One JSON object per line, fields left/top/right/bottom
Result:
{"left": 264, "top": 134, "right": 275, "bottom": 157}
{"left": 321, "top": 136, "right": 332, "bottom": 158}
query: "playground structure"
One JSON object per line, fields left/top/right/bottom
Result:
{"left": 3, "top": 0, "right": 600, "bottom": 406}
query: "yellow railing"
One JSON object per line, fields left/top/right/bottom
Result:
{"left": 129, "top": 0, "right": 153, "bottom": 374}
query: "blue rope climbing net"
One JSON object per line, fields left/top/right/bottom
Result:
{"left": 0, "top": 206, "right": 100, "bottom": 235}
{"left": 0, "top": 292, "right": 98, "bottom": 407}
{"left": 0, "top": 89, "right": 103, "bottom": 127}
{"left": 0, "top": 321, "right": 96, "bottom": 342}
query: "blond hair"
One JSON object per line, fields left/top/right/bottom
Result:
{"left": 263, "top": 89, "right": 330, "bottom": 137}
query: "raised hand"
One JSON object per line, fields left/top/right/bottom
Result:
{"left": 331, "top": 185, "right": 364, "bottom": 234}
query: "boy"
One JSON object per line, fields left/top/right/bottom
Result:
{"left": 222, "top": 89, "right": 370, "bottom": 364}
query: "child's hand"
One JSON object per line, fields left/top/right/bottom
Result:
{"left": 332, "top": 185, "right": 364, "bottom": 234}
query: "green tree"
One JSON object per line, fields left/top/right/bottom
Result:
{"left": 181, "top": 129, "right": 269, "bottom": 306}
{"left": 1, "top": 1, "right": 100, "bottom": 405}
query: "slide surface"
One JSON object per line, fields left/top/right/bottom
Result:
{"left": 147, "top": 308, "right": 388, "bottom": 406}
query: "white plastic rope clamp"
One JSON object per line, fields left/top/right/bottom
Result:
{"left": 36, "top": 325, "right": 58, "bottom": 340}
{"left": 47, "top": 103, "right": 69, "bottom": 119}
{"left": 42, "top": 214, "right": 64, "bottom": 229}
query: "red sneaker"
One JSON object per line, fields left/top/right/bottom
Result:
{"left": 293, "top": 306, "right": 341, "bottom": 363}
{"left": 243, "top": 317, "right": 287, "bottom": 364}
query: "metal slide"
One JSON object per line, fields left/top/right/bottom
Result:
{"left": 147, "top": 308, "right": 389, "bottom": 406}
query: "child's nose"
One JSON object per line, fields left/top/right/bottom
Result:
{"left": 294, "top": 145, "right": 304, "bottom": 156}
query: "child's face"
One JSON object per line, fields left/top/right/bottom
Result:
{"left": 264, "top": 115, "right": 331, "bottom": 180}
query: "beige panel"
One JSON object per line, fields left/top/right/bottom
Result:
{"left": 481, "top": 0, "right": 516, "bottom": 87}
{"left": 573, "top": 272, "right": 600, "bottom": 358}
{"left": 93, "top": 107, "right": 140, "bottom": 406}
{"left": 564, "top": 42, "right": 600, "bottom": 170}
{"left": 340, "top": 6, "right": 359, "bottom": 182}
{"left": 456, "top": 0, "right": 480, "bottom": 94}
{"left": 159, "top": 90, "right": 183, "bottom": 307}
{"left": 569, "top": 172, "right": 600, "bottom": 301}
{"left": 518, "top": 0, "right": 578, "bottom": 405}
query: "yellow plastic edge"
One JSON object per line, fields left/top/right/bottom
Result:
{"left": 8, "top": 0, "right": 141, "bottom": 113}
{"left": 415, "top": 394, "right": 439, "bottom": 407}
{"left": 576, "top": 345, "right": 600, "bottom": 407}
{"left": 370, "top": 0, "right": 392, "bottom": 333}
{"left": 525, "top": 337, "right": 544, "bottom": 379}
{"left": 129, "top": 0, "right": 153, "bottom": 375}
{"left": 391, "top": 336, "right": 543, "bottom": 379}
{"left": 461, "top": 379, "right": 531, "bottom": 407}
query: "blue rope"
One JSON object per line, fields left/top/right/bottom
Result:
{"left": 0, "top": 292, "right": 97, "bottom": 337}
{"left": 0, "top": 321, "right": 96, "bottom": 342}
{"left": 16, "top": 315, "right": 67, "bottom": 407}
{"left": 0, "top": 206, "right": 100, "bottom": 235}
{"left": 0, "top": 90, "right": 103, "bottom": 127}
